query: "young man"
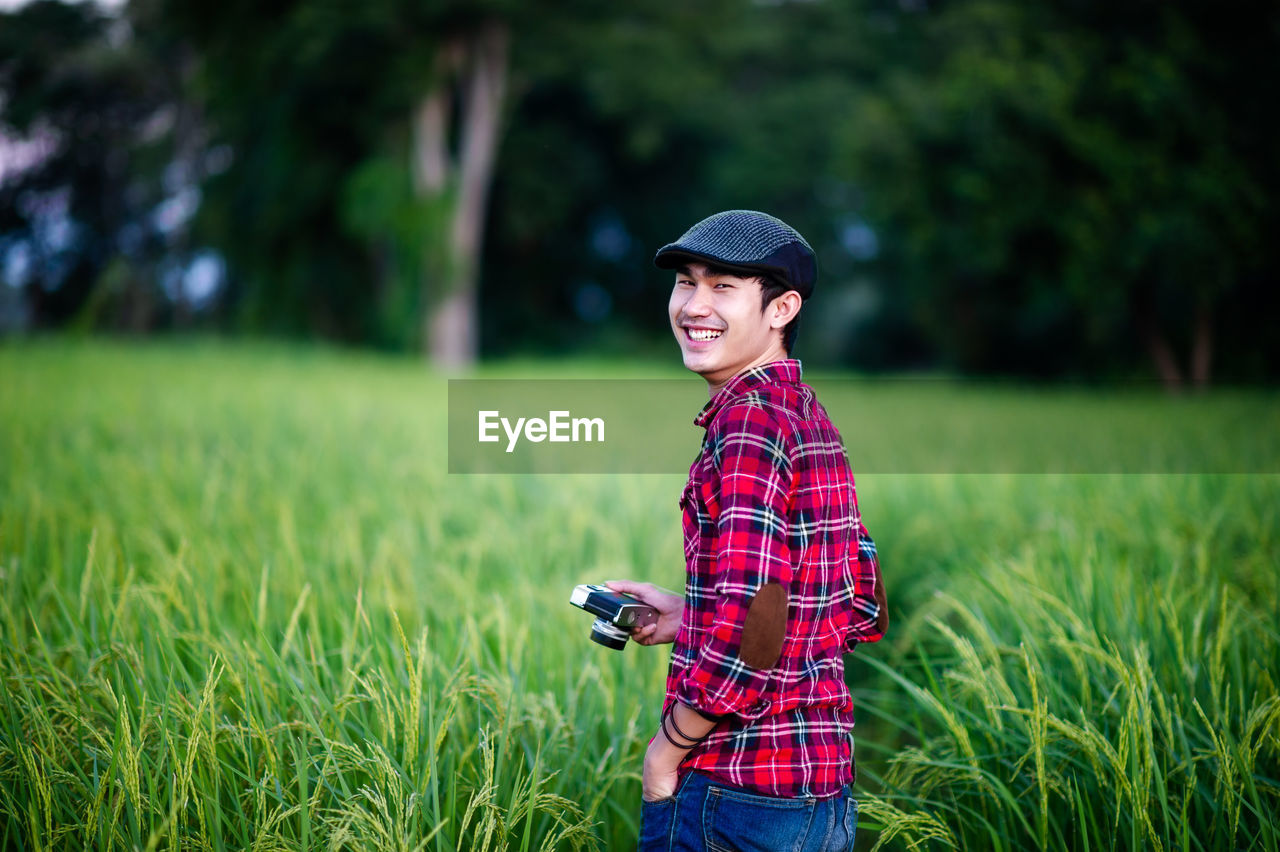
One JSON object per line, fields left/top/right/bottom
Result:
{"left": 608, "top": 210, "right": 888, "bottom": 852}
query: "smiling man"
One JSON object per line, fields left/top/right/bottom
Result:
{"left": 608, "top": 210, "right": 889, "bottom": 852}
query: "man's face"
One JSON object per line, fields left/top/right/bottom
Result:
{"left": 668, "top": 262, "right": 787, "bottom": 388}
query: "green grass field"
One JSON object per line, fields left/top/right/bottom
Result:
{"left": 1, "top": 339, "right": 1277, "bottom": 851}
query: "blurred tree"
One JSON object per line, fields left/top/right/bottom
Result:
{"left": 482, "top": 1, "right": 747, "bottom": 356}
{"left": 410, "top": 18, "right": 507, "bottom": 367}
{"left": 162, "top": 0, "right": 759, "bottom": 365}
{"left": 835, "top": 0, "right": 1280, "bottom": 386}
{"left": 481, "top": 0, "right": 882, "bottom": 362}
{"left": 157, "top": 0, "right": 595, "bottom": 364}
{"left": 5, "top": 0, "right": 1277, "bottom": 383}
{"left": 0, "top": 0, "right": 195, "bottom": 331}
{"left": 145, "top": 0, "right": 414, "bottom": 346}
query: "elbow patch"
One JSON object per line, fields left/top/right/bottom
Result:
{"left": 874, "top": 576, "right": 889, "bottom": 636}
{"left": 739, "top": 582, "right": 788, "bottom": 669}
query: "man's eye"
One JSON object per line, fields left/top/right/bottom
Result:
{"left": 714, "top": 282, "right": 732, "bottom": 289}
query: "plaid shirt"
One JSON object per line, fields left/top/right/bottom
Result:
{"left": 666, "top": 359, "right": 887, "bottom": 798}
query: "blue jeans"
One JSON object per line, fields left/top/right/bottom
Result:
{"left": 638, "top": 771, "right": 857, "bottom": 852}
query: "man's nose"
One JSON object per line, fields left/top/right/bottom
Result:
{"left": 681, "top": 284, "right": 713, "bottom": 317}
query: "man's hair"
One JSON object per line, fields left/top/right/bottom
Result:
{"left": 758, "top": 272, "right": 801, "bottom": 354}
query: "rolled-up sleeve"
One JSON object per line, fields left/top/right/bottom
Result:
{"left": 674, "top": 402, "right": 794, "bottom": 719}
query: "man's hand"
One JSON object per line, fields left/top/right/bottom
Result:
{"left": 642, "top": 703, "right": 717, "bottom": 802}
{"left": 604, "top": 580, "right": 683, "bottom": 645}
{"left": 642, "top": 736, "right": 682, "bottom": 802}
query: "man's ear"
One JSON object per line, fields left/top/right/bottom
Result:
{"left": 767, "top": 290, "right": 802, "bottom": 330}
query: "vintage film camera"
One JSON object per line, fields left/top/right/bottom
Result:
{"left": 569, "top": 584, "right": 659, "bottom": 650}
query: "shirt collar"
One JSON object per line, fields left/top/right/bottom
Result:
{"left": 694, "top": 359, "right": 803, "bottom": 428}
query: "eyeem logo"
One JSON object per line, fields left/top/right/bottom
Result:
{"left": 478, "top": 410, "right": 606, "bottom": 453}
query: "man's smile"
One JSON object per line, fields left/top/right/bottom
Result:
{"left": 684, "top": 325, "right": 725, "bottom": 343}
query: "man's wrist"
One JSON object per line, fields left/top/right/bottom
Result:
{"left": 645, "top": 730, "right": 686, "bottom": 771}
{"left": 646, "top": 702, "right": 718, "bottom": 774}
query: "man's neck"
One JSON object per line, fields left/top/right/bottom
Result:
{"left": 704, "top": 344, "right": 790, "bottom": 397}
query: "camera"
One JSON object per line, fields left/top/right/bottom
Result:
{"left": 569, "top": 584, "right": 659, "bottom": 650}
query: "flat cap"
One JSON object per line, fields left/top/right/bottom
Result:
{"left": 654, "top": 210, "right": 817, "bottom": 298}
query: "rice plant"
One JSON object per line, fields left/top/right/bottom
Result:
{"left": 853, "top": 475, "right": 1280, "bottom": 851}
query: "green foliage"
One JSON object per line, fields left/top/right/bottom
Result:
{"left": 836, "top": 0, "right": 1280, "bottom": 379}
{"left": 339, "top": 156, "right": 452, "bottom": 350}
{"left": 5, "top": 1, "right": 1279, "bottom": 380}
{"left": 0, "top": 340, "right": 1277, "bottom": 850}
{"left": 145, "top": 0, "right": 430, "bottom": 343}
{"left": 0, "top": 0, "right": 185, "bottom": 329}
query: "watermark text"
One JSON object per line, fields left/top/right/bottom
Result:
{"left": 478, "top": 410, "right": 606, "bottom": 453}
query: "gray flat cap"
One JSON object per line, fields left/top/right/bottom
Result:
{"left": 654, "top": 210, "right": 817, "bottom": 298}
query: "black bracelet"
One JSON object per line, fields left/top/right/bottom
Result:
{"left": 660, "top": 714, "right": 700, "bottom": 749}
{"left": 666, "top": 706, "right": 710, "bottom": 745}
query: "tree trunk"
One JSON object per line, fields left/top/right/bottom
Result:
{"left": 1141, "top": 320, "right": 1183, "bottom": 392}
{"left": 428, "top": 287, "right": 478, "bottom": 371}
{"left": 411, "top": 82, "right": 450, "bottom": 196}
{"left": 1190, "top": 301, "right": 1213, "bottom": 390}
{"left": 411, "top": 22, "right": 508, "bottom": 370}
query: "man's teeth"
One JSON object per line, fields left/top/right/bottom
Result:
{"left": 688, "top": 328, "right": 723, "bottom": 341}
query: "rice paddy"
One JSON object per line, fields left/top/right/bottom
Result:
{"left": 1, "top": 339, "right": 1276, "bottom": 850}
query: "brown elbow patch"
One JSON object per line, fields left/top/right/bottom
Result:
{"left": 740, "top": 583, "right": 788, "bottom": 669}
{"left": 874, "top": 577, "right": 890, "bottom": 636}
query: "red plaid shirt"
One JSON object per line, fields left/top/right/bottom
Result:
{"left": 667, "top": 359, "right": 887, "bottom": 798}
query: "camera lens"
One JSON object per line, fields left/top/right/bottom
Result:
{"left": 590, "top": 618, "right": 629, "bottom": 651}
